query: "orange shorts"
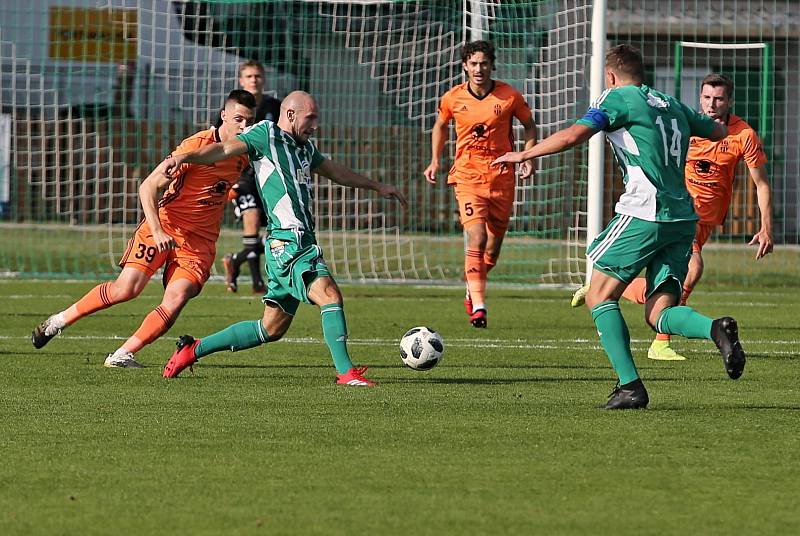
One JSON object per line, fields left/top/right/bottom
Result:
{"left": 692, "top": 222, "right": 716, "bottom": 253}
{"left": 453, "top": 178, "right": 515, "bottom": 235}
{"left": 119, "top": 220, "right": 215, "bottom": 287}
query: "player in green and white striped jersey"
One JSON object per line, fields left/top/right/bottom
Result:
{"left": 160, "top": 91, "right": 407, "bottom": 386}
{"left": 494, "top": 45, "right": 746, "bottom": 409}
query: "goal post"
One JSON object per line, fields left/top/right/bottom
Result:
{"left": 0, "top": 0, "right": 596, "bottom": 284}
{"left": 1, "top": 0, "right": 797, "bottom": 286}
{"left": 585, "top": 0, "right": 607, "bottom": 282}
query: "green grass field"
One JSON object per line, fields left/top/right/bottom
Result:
{"left": 2, "top": 279, "right": 799, "bottom": 535}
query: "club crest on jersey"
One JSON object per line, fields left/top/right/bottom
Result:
{"left": 269, "top": 239, "right": 287, "bottom": 259}
{"left": 471, "top": 123, "right": 488, "bottom": 139}
{"left": 210, "top": 180, "right": 229, "bottom": 195}
{"left": 494, "top": 104, "right": 502, "bottom": 116}
{"left": 694, "top": 159, "right": 716, "bottom": 176}
{"left": 298, "top": 159, "right": 312, "bottom": 185}
{"left": 646, "top": 93, "right": 669, "bottom": 109}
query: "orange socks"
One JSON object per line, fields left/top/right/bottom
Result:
{"left": 123, "top": 305, "right": 178, "bottom": 354}
{"left": 64, "top": 282, "right": 117, "bottom": 325}
{"left": 465, "top": 248, "right": 487, "bottom": 310}
{"left": 484, "top": 252, "right": 497, "bottom": 274}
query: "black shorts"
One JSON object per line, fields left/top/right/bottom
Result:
{"left": 231, "top": 169, "right": 268, "bottom": 226}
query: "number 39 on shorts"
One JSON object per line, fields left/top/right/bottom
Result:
{"left": 134, "top": 244, "right": 157, "bottom": 263}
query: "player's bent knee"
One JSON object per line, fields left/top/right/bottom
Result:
{"left": 110, "top": 284, "right": 142, "bottom": 303}
{"left": 265, "top": 319, "right": 291, "bottom": 342}
{"left": 308, "top": 276, "right": 342, "bottom": 305}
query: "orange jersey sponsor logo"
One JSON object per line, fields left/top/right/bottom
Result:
{"left": 684, "top": 114, "right": 766, "bottom": 225}
{"left": 158, "top": 127, "right": 249, "bottom": 242}
{"left": 438, "top": 81, "right": 532, "bottom": 185}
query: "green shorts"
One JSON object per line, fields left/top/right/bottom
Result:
{"left": 586, "top": 214, "right": 696, "bottom": 299}
{"left": 262, "top": 236, "right": 332, "bottom": 316}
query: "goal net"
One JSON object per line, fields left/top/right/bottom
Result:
{"left": 603, "top": 2, "right": 800, "bottom": 286}
{"left": 1, "top": 0, "right": 797, "bottom": 287}
{"left": 0, "top": 0, "right": 594, "bottom": 283}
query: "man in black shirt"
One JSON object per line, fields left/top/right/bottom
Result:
{"left": 214, "top": 60, "right": 281, "bottom": 293}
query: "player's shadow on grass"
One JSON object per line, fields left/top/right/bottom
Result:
{"left": 396, "top": 376, "right": 689, "bottom": 385}
{"left": 440, "top": 363, "right": 610, "bottom": 370}
{"left": 202, "top": 363, "right": 337, "bottom": 369}
{"left": 648, "top": 403, "right": 800, "bottom": 412}
{"left": 748, "top": 352, "right": 799, "bottom": 360}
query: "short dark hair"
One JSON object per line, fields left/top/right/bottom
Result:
{"left": 225, "top": 89, "right": 257, "bottom": 109}
{"left": 461, "top": 40, "right": 496, "bottom": 65}
{"left": 701, "top": 73, "right": 734, "bottom": 99}
{"left": 605, "top": 44, "right": 645, "bottom": 82}
{"left": 238, "top": 59, "right": 265, "bottom": 77}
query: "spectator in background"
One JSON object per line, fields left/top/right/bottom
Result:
{"left": 215, "top": 60, "right": 282, "bottom": 294}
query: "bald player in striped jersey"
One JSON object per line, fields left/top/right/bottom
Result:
{"left": 31, "top": 90, "right": 257, "bottom": 367}
{"left": 161, "top": 91, "right": 407, "bottom": 386}
{"left": 424, "top": 40, "right": 537, "bottom": 328}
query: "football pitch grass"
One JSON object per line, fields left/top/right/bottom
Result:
{"left": 2, "top": 279, "right": 798, "bottom": 535}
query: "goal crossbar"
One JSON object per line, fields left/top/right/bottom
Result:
{"left": 673, "top": 40, "right": 772, "bottom": 146}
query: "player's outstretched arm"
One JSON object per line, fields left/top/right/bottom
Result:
{"left": 139, "top": 167, "right": 179, "bottom": 252}
{"left": 423, "top": 117, "right": 449, "bottom": 185}
{"left": 747, "top": 164, "right": 774, "bottom": 259}
{"left": 493, "top": 124, "right": 597, "bottom": 167}
{"left": 315, "top": 159, "right": 407, "bottom": 206}
{"left": 162, "top": 138, "right": 248, "bottom": 177}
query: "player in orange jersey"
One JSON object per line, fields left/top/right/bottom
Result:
{"left": 31, "top": 89, "right": 257, "bottom": 368}
{"left": 572, "top": 74, "right": 773, "bottom": 361}
{"left": 424, "top": 40, "right": 537, "bottom": 327}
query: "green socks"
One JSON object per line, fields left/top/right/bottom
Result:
{"left": 189, "top": 304, "right": 357, "bottom": 374}
{"left": 655, "top": 306, "right": 713, "bottom": 339}
{"left": 321, "top": 303, "right": 354, "bottom": 374}
{"left": 196, "top": 320, "right": 269, "bottom": 358}
{"left": 591, "top": 301, "right": 640, "bottom": 385}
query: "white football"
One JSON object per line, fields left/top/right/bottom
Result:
{"left": 399, "top": 326, "right": 444, "bottom": 371}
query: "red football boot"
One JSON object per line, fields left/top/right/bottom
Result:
{"left": 470, "top": 308, "right": 487, "bottom": 328}
{"left": 335, "top": 366, "right": 376, "bottom": 387}
{"left": 163, "top": 335, "right": 200, "bottom": 378}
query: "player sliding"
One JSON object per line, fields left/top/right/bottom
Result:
{"left": 572, "top": 73, "right": 774, "bottom": 362}
{"left": 31, "top": 90, "right": 257, "bottom": 367}
{"left": 161, "top": 91, "right": 406, "bottom": 386}
{"left": 494, "top": 45, "right": 745, "bottom": 409}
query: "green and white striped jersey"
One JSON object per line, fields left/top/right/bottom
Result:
{"left": 577, "top": 84, "right": 717, "bottom": 222}
{"left": 237, "top": 120, "right": 326, "bottom": 243}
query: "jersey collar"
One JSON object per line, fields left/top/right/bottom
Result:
{"left": 277, "top": 125, "right": 307, "bottom": 150}
{"left": 467, "top": 80, "right": 495, "bottom": 100}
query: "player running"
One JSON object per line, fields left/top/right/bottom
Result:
{"left": 161, "top": 91, "right": 407, "bottom": 386}
{"left": 494, "top": 45, "right": 744, "bottom": 409}
{"left": 571, "top": 73, "right": 773, "bottom": 362}
{"left": 424, "top": 40, "right": 537, "bottom": 328}
{"left": 31, "top": 90, "right": 256, "bottom": 367}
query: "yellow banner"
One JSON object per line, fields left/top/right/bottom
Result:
{"left": 48, "top": 7, "right": 137, "bottom": 62}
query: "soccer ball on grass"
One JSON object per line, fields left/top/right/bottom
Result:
{"left": 399, "top": 327, "right": 444, "bottom": 371}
